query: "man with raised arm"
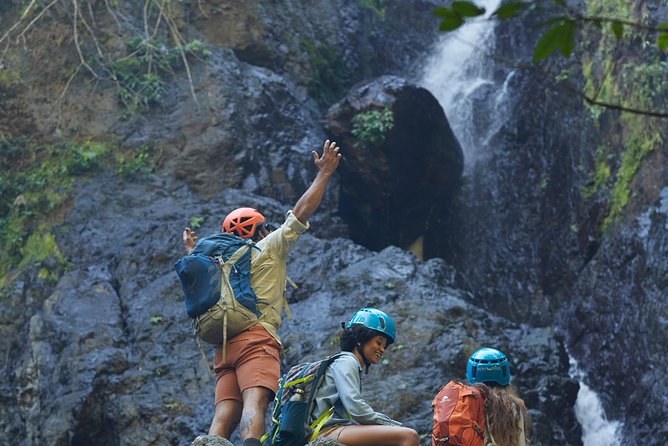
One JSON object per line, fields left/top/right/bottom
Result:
{"left": 182, "top": 140, "right": 341, "bottom": 446}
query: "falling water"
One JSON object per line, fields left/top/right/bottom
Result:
{"left": 419, "top": 0, "right": 513, "bottom": 168}
{"left": 569, "top": 355, "right": 623, "bottom": 446}
{"left": 419, "top": 1, "right": 625, "bottom": 443}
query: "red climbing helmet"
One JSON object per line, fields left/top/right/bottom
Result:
{"left": 221, "top": 207, "right": 265, "bottom": 239}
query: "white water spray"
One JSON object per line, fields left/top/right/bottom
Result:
{"left": 420, "top": 3, "right": 625, "bottom": 443}
{"left": 420, "top": 0, "right": 513, "bottom": 168}
{"left": 569, "top": 355, "right": 623, "bottom": 446}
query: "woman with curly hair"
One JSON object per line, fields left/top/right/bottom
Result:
{"left": 310, "top": 308, "right": 419, "bottom": 446}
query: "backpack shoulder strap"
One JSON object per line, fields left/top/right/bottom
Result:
{"left": 306, "top": 353, "right": 347, "bottom": 440}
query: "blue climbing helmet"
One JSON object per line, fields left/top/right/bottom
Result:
{"left": 346, "top": 307, "right": 396, "bottom": 345}
{"left": 466, "top": 347, "right": 511, "bottom": 386}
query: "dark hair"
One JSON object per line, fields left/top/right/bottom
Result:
{"left": 340, "top": 324, "right": 383, "bottom": 352}
{"left": 251, "top": 221, "right": 274, "bottom": 241}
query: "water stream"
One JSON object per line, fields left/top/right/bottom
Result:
{"left": 569, "top": 355, "right": 622, "bottom": 446}
{"left": 419, "top": 0, "right": 511, "bottom": 168}
{"left": 418, "top": 2, "right": 624, "bottom": 443}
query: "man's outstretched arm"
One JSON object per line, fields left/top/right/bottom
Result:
{"left": 292, "top": 140, "right": 341, "bottom": 225}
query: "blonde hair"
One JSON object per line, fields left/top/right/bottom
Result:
{"left": 474, "top": 383, "right": 531, "bottom": 445}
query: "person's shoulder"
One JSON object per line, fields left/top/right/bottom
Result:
{"left": 331, "top": 352, "right": 361, "bottom": 370}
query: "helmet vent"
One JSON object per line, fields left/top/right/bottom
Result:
{"left": 379, "top": 318, "right": 386, "bottom": 329}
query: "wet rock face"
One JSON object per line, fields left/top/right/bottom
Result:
{"left": 1, "top": 0, "right": 440, "bottom": 208}
{"left": 120, "top": 58, "right": 327, "bottom": 206}
{"left": 0, "top": 172, "right": 579, "bottom": 445}
{"left": 433, "top": 10, "right": 668, "bottom": 444}
{"left": 559, "top": 189, "right": 668, "bottom": 444}
{"left": 325, "top": 75, "right": 464, "bottom": 252}
{"left": 189, "top": 0, "right": 440, "bottom": 88}
{"left": 437, "top": 66, "right": 597, "bottom": 324}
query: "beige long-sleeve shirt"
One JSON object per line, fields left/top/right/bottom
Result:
{"left": 251, "top": 210, "right": 309, "bottom": 344}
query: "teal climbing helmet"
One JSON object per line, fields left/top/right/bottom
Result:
{"left": 346, "top": 308, "right": 396, "bottom": 345}
{"left": 466, "top": 347, "right": 511, "bottom": 386}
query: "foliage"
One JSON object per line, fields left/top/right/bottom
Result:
{"left": 433, "top": 0, "right": 668, "bottom": 117}
{"left": 434, "top": 0, "right": 667, "bottom": 228}
{"left": 434, "top": 0, "right": 668, "bottom": 62}
{"left": 358, "top": 0, "right": 388, "bottom": 20}
{"left": 111, "top": 37, "right": 211, "bottom": 115}
{"left": 301, "top": 39, "right": 352, "bottom": 108}
{"left": 581, "top": 146, "right": 612, "bottom": 199}
{"left": 189, "top": 215, "right": 205, "bottom": 229}
{"left": 0, "top": 0, "right": 211, "bottom": 117}
{"left": 0, "top": 137, "right": 160, "bottom": 289}
{"left": 115, "top": 144, "right": 160, "bottom": 177}
{"left": 0, "top": 138, "right": 103, "bottom": 285}
{"left": 574, "top": 1, "right": 666, "bottom": 228}
{"left": 434, "top": 2, "right": 485, "bottom": 31}
{"left": 351, "top": 108, "right": 394, "bottom": 147}
{"left": 603, "top": 115, "right": 662, "bottom": 228}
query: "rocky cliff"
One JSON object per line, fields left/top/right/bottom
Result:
{"left": 1, "top": 0, "right": 666, "bottom": 445}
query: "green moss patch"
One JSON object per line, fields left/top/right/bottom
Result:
{"left": 0, "top": 137, "right": 160, "bottom": 289}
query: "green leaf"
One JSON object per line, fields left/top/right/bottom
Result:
{"left": 658, "top": 21, "right": 668, "bottom": 31}
{"left": 494, "top": 1, "right": 525, "bottom": 20}
{"left": 433, "top": 6, "right": 449, "bottom": 18}
{"left": 451, "top": 1, "right": 485, "bottom": 17}
{"left": 535, "top": 16, "right": 569, "bottom": 29}
{"left": 558, "top": 21, "right": 577, "bottom": 58}
{"left": 533, "top": 23, "right": 563, "bottom": 62}
{"left": 610, "top": 22, "right": 624, "bottom": 38}
{"left": 438, "top": 10, "right": 464, "bottom": 31}
{"left": 658, "top": 32, "right": 668, "bottom": 51}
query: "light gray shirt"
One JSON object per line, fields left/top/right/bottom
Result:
{"left": 312, "top": 352, "right": 402, "bottom": 428}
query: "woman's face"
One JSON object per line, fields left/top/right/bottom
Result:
{"left": 361, "top": 335, "right": 388, "bottom": 364}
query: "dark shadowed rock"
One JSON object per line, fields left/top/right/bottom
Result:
{"left": 324, "top": 75, "right": 463, "bottom": 253}
{"left": 0, "top": 170, "right": 578, "bottom": 445}
{"left": 558, "top": 187, "right": 668, "bottom": 443}
{"left": 119, "top": 54, "right": 328, "bottom": 208}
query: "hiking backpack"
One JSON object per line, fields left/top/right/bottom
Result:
{"left": 174, "top": 233, "right": 261, "bottom": 348}
{"left": 263, "top": 353, "right": 344, "bottom": 446}
{"left": 432, "top": 380, "right": 486, "bottom": 446}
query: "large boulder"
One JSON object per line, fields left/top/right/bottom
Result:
{"left": 324, "top": 75, "right": 464, "bottom": 253}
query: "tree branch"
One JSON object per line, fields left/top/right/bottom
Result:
{"left": 71, "top": 0, "right": 100, "bottom": 78}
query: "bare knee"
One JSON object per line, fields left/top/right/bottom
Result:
{"left": 242, "top": 387, "right": 273, "bottom": 410}
{"left": 209, "top": 400, "right": 242, "bottom": 437}
{"left": 400, "top": 427, "right": 419, "bottom": 446}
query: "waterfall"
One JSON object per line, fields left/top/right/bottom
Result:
{"left": 419, "top": 0, "right": 513, "bottom": 168}
{"left": 569, "top": 355, "right": 623, "bottom": 446}
{"left": 419, "top": 2, "right": 625, "bottom": 444}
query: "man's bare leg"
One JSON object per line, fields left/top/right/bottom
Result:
{"left": 239, "top": 386, "right": 273, "bottom": 443}
{"left": 209, "top": 399, "right": 242, "bottom": 437}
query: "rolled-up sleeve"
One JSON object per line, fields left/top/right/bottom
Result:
{"left": 331, "top": 357, "right": 402, "bottom": 426}
{"left": 263, "top": 210, "right": 309, "bottom": 259}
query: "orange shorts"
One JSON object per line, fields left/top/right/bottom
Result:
{"left": 213, "top": 325, "right": 282, "bottom": 404}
